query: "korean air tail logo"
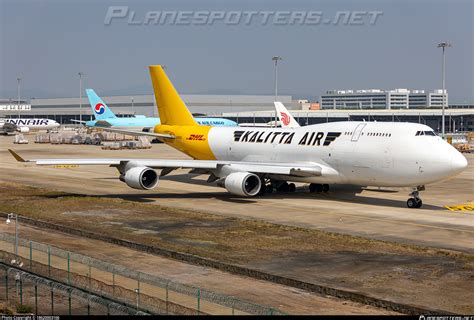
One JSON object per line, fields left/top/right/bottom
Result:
{"left": 94, "top": 103, "right": 105, "bottom": 115}
{"left": 280, "top": 112, "right": 290, "bottom": 126}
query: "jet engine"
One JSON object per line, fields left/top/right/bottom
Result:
{"left": 122, "top": 166, "right": 159, "bottom": 190}
{"left": 17, "top": 127, "right": 30, "bottom": 133}
{"left": 223, "top": 172, "right": 261, "bottom": 197}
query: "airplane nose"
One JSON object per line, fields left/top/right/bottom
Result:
{"left": 451, "top": 151, "right": 468, "bottom": 172}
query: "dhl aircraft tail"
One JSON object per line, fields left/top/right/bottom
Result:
{"left": 149, "top": 65, "right": 197, "bottom": 126}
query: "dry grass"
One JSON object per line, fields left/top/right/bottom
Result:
{"left": 0, "top": 182, "right": 472, "bottom": 265}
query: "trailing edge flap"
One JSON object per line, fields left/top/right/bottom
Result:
{"left": 98, "top": 127, "right": 175, "bottom": 139}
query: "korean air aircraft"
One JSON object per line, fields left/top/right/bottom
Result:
{"left": 9, "top": 65, "right": 468, "bottom": 209}
{"left": 82, "top": 89, "right": 237, "bottom": 130}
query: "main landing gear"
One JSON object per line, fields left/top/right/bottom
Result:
{"left": 407, "top": 186, "right": 425, "bottom": 208}
{"left": 309, "top": 183, "right": 329, "bottom": 193}
{"left": 258, "top": 179, "right": 296, "bottom": 196}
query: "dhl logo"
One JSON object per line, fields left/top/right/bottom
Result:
{"left": 186, "top": 134, "right": 206, "bottom": 141}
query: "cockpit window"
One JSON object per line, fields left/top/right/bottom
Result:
{"left": 415, "top": 130, "right": 436, "bottom": 136}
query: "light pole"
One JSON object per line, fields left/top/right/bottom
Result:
{"left": 17, "top": 78, "right": 21, "bottom": 118}
{"left": 78, "top": 72, "right": 84, "bottom": 122}
{"left": 6, "top": 213, "right": 18, "bottom": 258}
{"left": 134, "top": 288, "right": 140, "bottom": 312}
{"left": 272, "top": 56, "right": 282, "bottom": 102}
{"left": 131, "top": 97, "right": 134, "bottom": 116}
{"left": 437, "top": 42, "right": 451, "bottom": 138}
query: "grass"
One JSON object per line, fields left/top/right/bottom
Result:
{"left": 0, "top": 181, "right": 472, "bottom": 266}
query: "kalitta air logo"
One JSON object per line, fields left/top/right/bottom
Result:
{"left": 186, "top": 134, "right": 206, "bottom": 141}
{"left": 298, "top": 131, "right": 341, "bottom": 146}
{"left": 233, "top": 130, "right": 341, "bottom": 146}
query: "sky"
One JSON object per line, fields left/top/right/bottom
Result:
{"left": 1, "top": 0, "right": 472, "bottom": 103}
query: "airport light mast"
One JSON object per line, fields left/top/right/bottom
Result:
{"left": 272, "top": 56, "right": 282, "bottom": 101}
{"left": 272, "top": 56, "right": 283, "bottom": 128}
{"left": 17, "top": 77, "right": 21, "bottom": 118}
{"left": 437, "top": 42, "right": 451, "bottom": 138}
{"left": 78, "top": 72, "right": 84, "bottom": 123}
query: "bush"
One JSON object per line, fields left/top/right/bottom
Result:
{"left": 16, "top": 304, "right": 33, "bottom": 314}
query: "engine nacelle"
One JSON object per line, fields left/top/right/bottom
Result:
{"left": 122, "top": 166, "right": 159, "bottom": 190}
{"left": 224, "top": 172, "right": 261, "bottom": 197}
{"left": 17, "top": 127, "right": 30, "bottom": 133}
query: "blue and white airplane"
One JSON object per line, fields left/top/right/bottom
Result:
{"left": 81, "top": 89, "right": 238, "bottom": 130}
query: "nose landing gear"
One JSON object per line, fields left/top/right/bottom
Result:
{"left": 407, "top": 186, "right": 425, "bottom": 208}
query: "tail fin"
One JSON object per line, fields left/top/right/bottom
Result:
{"left": 86, "top": 89, "right": 117, "bottom": 120}
{"left": 274, "top": 102, "right": 300, "bottom": 128}
{"left": 149, "top": 65, "right": 197, "bottom": 126}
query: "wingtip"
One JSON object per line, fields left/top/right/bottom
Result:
{"left": 8, "top": 149, "right": 26, "bottom": 162}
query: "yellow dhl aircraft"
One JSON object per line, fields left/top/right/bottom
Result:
{"left": 9, "top": 66, "right": 467, "bottom": 207}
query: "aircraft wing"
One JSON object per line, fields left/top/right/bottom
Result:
{"left": 96, "top": 127, "right": 175, "bottom": 139}
{"left": 2, "top": 122, "right": 18, "bottom": 131}
{"left": 95, "top": 120, "right": 113, "bottom": 127}
{"left": 70, "top": 119, "right": 86, "bottom": 124}
{"left": 8, "top": 149, "right": 336, "bottom": 177}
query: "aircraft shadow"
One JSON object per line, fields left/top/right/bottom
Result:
{"left": 96, "top": 186, "right": 442, "bottom": 210}
{"left": 104, "top": 192, "right": 258, "bottom": 204}
{"left": 48, "top": 175, "right": 443, "bottom": 210}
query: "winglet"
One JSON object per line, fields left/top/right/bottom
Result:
{"left": 8, "top": 149, "right": 26, "bottom": 162}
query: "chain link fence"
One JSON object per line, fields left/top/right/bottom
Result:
{"left": 0, "top": 233, "right": 285, "bottom": 315}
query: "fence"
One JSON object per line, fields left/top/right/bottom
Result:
{"left": 0, "top": 233, "right": 284, "bottom": 315}
{"left": 0, "top": 260, "right": 148, "bottom": 315}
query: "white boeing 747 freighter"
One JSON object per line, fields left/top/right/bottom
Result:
{"left": 9, "top": 65, "right": 468, "bottom": 208}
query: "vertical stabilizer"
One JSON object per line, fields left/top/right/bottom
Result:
{"left": 86, "top": 89, "right": 117, "bottom": 120}
{"left": 274, "top": 102, "right": 300, "bottom": 128}
{"left": 149, "top": 65, "right": 197, "bottom": 126}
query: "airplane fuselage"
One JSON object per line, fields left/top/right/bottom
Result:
{"left": 158, "top": 121, "right": 467, "bottom": 187}
{"left": 1, "top": 118, "right": 60, "bottom": 130}
{"left": 85, "top": 116, "right": 238, "bottom": 129}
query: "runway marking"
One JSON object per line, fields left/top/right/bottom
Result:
{"left": 444, "top": 204, "right": 474, "bottom": 212}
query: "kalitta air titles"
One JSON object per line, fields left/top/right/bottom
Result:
{"left": 233, "top": 130, "right": 341, "bottom": 147}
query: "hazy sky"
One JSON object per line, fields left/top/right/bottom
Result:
{"left": 1, "top": 0, "right": 472, "bottom": 102}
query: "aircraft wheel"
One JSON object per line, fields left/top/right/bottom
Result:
{"left": 322, "top": 184, "right": 329, "bottom": 193}
{"left": 309, "top": 183, "right": 323, "bottom": 193}
{"left": 407, "top": 198, "right": 418, "bottom": 208}
{"left": 415, "top": 199, "right": 423, "bottom": 208}
{"left": 288, "top": 183, "right": 296, "bottom": 192}
{"left": 265, "top": 184, "right": 273, "bottom": 194}
{"left": 277, "top": 182, "right": 289, "bottom": 192}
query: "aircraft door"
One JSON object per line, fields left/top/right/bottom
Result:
{"left": 351, "top": 124, "right": 366, "bottom": 142}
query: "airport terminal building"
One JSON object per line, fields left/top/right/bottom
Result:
{"left": 1, "top": 92, "right": 473, "bottom": 132}
{"left": 0, "top": 94, "right": 294, "bottom": 124}
{"left": 321, "top": 89, "right": 448, "bottom": 110}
